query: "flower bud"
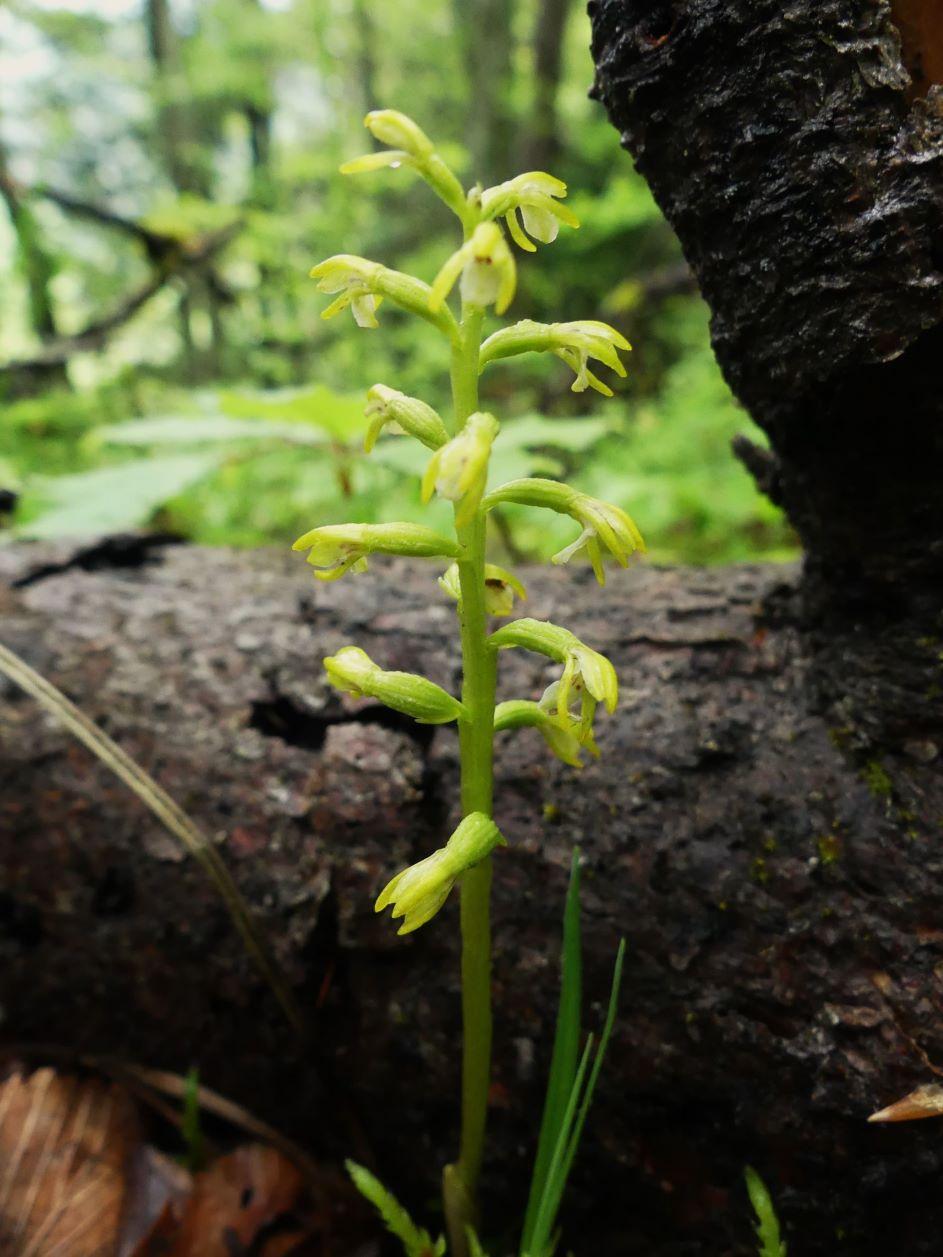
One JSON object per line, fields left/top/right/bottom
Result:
{"left": 376, "top": 812, "right": 505, "bottom": 934}
{"left": 363, "top": 110, "right": 435, "bottom": 159}
{"left": 292, "top": 521, "right": 460, "bottom": 581}
{"left": 341, "top": 111, "right": 468, "bottom": 223}
{"left": 439, "top": 562, "right": 526, "bottom": 616}
{"left": 422, "top": 411, "right": 499, "bottom": 525}
{"left": 364, "top": 384, "right": 449, "bottom": 453}
{"left": 324, "top": 645, "right": 465, "bottom": 724}
{"left": 430, "top": 222, "right": 516, "bottom": 315}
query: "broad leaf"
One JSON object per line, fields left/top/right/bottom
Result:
{"left": 16, "top": 454, "right": 223, "bottom": 539}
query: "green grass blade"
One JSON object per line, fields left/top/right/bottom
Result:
{"left": 523, "top": 938, "right": 626, "bottom": 1257}
{"left": 0, "top": 640, "right": 303, "bottom": 1032}
{"left": 745, "top": 1166, "right": 787, "bottom": 1257}
{"left": 346, "top": 1161, "right": 443, "bottom": 1256}
{"left": 526, "top": 1033, "right": 595, "bottom": 1257}
{"left": 466, "top": 1225, "right": 490, "bottom": 1257}
{"left": 521, "top": 848, "right": 583, "bottom": 1251}
{"left": 554, "top": 940, "right": 626, "bottom": 1196}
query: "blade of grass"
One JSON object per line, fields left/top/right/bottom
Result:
{"left": 523, "top": 938, "right": 626, "bottom": 1257}
{"left": 0, "top": 640, "right": 303, "bottom": 1032}
{"left": 526, "top": 1033, "right": 595, "bottom": 1257}
{"left": 521, "top": 848, "right": 583, "bottom": 1251}
{"left": 552, "top": 940, "right": 626, "bottom": 1204}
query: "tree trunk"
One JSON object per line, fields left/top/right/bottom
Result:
{"left": 1, "top": 539, "right": 942, "bottom": 1255}
{"left": 584, "top": 0, "right": 943, "bottom": 1249}
{"left": 452, "top": 0, "right": 516, "bottom": 180}
{"left": 589, "top": 0, "right": 943, "bottom": 751}
{"left": 0, "top": 130, "right": 68, "bottom": 396}
{"left": 146, "top": 0, "right": 205, "bottom": 198}
{"left": 524, "top": 0, "right": 573, "bottom": 171}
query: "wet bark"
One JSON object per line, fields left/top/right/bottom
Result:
{"left": 1, "top": 540, "right": 942, "bottom": 1255}
{"left": 589, "top": 0, "right": 943, "bottom": 755}
{"left": 583, "top": 0, "right": 943, "bottom": 1249}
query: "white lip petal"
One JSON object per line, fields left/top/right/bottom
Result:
{"left": 351, "top": 292, "right": 380, "bottom": 328}
{"left": 521, "top": 205, "right": 560, "bottom": 244}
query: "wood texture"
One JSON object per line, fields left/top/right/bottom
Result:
{"left": 2, "top": 539, "right": 941, "bottom": 1253}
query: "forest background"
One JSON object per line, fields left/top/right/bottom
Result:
{"left": 0, "top": 0, "right": 796, "bottom": 566}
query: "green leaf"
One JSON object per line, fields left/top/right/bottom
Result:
{"left": 521, "top": 848, "right": 583, "bottom": 1252}
{"left": 745, "top": 1167, "right": 787, "bottom": 1257}
{"left": 219, "top": 384, "right": 365, "bottom": 440}
{"left": 15, "top": 454, "right": 222, "bottom": 539}
{"left": 498, "top": 414, "right": 613, "bottom": 454}
{"left": 345, "top": 1161, "right": 444, "bottom": 1257}
{"left": 99, "top": 415, "right": 328, "bottom": 447}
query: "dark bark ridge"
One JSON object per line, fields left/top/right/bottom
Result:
{"left": 589, "top": 0, "right": 943, "bottom": 750}
{"left": 3, "top": 543, "right": 943, "bottom": 1254}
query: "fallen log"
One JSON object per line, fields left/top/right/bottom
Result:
{"left": 1, "top": 537, "right": 941, "bottom": 1255}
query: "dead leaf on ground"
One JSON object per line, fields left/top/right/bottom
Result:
{"left": 868, "top": 1083, "right": 943, "bottom": 1123}
{"left": 134, "top": 1142, "right": 306, "bottom": 1256}
{"left": 0, "top": 1064, "right": 140, "bottom": 1257}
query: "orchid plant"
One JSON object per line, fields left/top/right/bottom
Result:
{"left": 293, "top": 110, "right": 643, "bottom": 1257}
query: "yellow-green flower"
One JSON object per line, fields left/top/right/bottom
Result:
{"left": 292, "top": 521, "right": 460, "bottom": 581}
{"left": 493, "top": 698, "right": 587, "bottom": 768}
{"left": 551, "top": 496, "right": 645, "bottom": 584}
{"left": 309, "top": 255, "right": 384, "bottom": 328}
{"left": 430, "top": 222, "right": 517, "bottom": 315}
{"left": 439, "top": 562, "right": 526, "bottom": 616}
{"left": 480, "top": 319, "right": 630, "bottom": 396}
{"left": 422, "top": 411, "right": 499, "bottom": 525}
{"left": 490, "top": 618, "right": 618, "bottom": 720}
{"left": 376, "top": 813, "right": 506, "bottom": 934}
{"left": 481, "top": 478, "right": 644, "bottom": 585}
{"left": 480, "top": 171, "right": 580, "bottom": 252}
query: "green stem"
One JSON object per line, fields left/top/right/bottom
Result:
{"left": 444, "top": 302, "right": 496, "bottom": 1256}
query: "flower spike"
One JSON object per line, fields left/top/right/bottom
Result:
{"left": 481, "top": 478, "right": 644, "bottom": 585}
{"left": 480, "top": 319, "right": 630, "bottom": 395}
{"left": 479, "top": 172, "right": 580, "bottom": 252}
{"left": 430, "top": 222, "right": 517, "bottom": 315}
{"left": 324, "top": 645, "right": 465, "bottom": 724}
{"left": 293, "top": 521, "right": 460, "bottom": 581}
{"left": 376, "top": 812, "right": 506, "bottom": 934}
{"left": 422, "top": 411, "right": 499, "bottom": 526}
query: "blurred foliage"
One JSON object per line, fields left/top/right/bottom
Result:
{"left": 0, "top": 0, "right": 796, "bottom": 565}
